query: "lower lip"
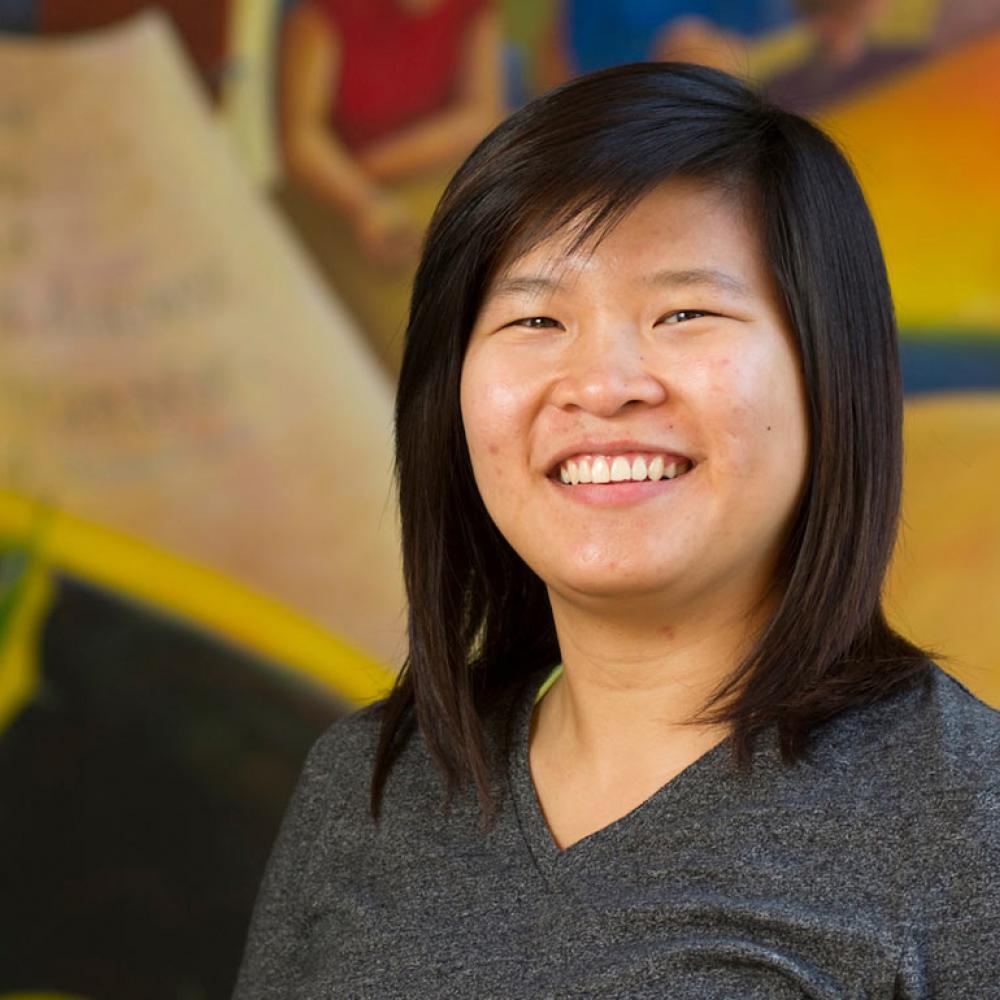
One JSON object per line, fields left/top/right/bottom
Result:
{"left": 546, "top": 467, "right": 695, "bottom": 507}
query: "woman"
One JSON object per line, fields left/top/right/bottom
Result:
{"left": 234, "top": 62, "right": 1000, "bottom": 997}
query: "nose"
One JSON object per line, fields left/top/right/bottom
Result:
{"left": 548, "top": 324, "right": 668, "bottom": 416}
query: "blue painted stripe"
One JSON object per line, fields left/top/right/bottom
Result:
{"left": 899, "top": 335, "right": 1000, "bottom": 396}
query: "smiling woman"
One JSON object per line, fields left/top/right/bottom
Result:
{"left": 234, "top": 63, "right": 1000, "bottom": 998}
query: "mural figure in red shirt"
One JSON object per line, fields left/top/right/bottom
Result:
{"left": 280, "top": 0, "right": 505, "bottom": 273}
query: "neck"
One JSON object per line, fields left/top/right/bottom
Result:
{"left": 535, "top": 587, "right": 774, "bottom": 777}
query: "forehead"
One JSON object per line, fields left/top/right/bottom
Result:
{"left": 481, "top": 178, "right": 764, "bottom": 307}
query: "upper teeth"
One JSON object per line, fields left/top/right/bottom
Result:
{"left": 558, "top": 454, "right": 692, "bottom": 485}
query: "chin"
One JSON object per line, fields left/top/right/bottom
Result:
{"left": 550, "top": 564, "right": 687, "bottom": 604}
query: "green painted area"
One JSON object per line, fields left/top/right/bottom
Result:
{"left": 898, "top": 327, "right": 1000, "bottom": 341}
{"left": 501, "top": 0, "right": 557, "bottom": 49}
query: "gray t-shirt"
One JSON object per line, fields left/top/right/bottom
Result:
{"left": 233, "top": 661, "right": 1000, "bottom": 998}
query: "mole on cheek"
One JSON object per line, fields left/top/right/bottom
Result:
{"left": 488, "top": 444, "right": 500, "bottom": 455}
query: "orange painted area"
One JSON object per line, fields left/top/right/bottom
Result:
{"left": 886, "top": 394, "right": 1000, "bottom": 707}
{"left": 818, "top": 31, "right": 1000, "bottom": 331}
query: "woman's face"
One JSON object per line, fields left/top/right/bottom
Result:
{"left": 460, "top": 177, "right": 810, "bottom": 620}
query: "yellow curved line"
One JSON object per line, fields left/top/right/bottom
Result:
{"left": 0, "top": 545, "right": 55, "bottom": 734}
{"left": 0, "top": 490, "right": 395, "bottom": 709}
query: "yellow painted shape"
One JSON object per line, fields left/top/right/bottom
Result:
{"left": 869, "top": 0, "right": 940, "bottom": 45}
{"left": 886, "top": 394, "right": 1000, "bottom": 707}
{"left": 0, "top": 490, "right": 396, "bottom": 709}
{"left": 818, "top": 32, "right": 1000, "bottom": 330}
{"left": 0, "top": 544, "right": 55, "bottom": 734}
{"left": 746, "top": 24, "right": 813, "bottom": 83}
{"left": 502, "top": 0, "right": 558, "bottom": 51}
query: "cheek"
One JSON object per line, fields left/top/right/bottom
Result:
{"left": 706, "top": 348, "right": 807, "bottom": 482}
{"left": 460, "top": 360, "right": 531, "bottom": 480}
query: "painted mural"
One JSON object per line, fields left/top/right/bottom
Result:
{"left": 0, "top": 1, "right": 997, "bottom": 996}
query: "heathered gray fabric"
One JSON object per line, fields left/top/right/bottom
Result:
{"left": 233, "top": 662, "right": 1000, "bottom": 998}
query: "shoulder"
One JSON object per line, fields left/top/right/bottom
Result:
{"left": 790, "top": 663, "right": 1000, "bottom": 884}
{"left": 871, "top": 666, "right": 1000, "bottom": 928}
{"left": 809, "top": 663, "right": 1000, "bottom": 798}
{"left": 301, "top": 694, "right": 458, "bottom": 821}
{"left": 309, "top": 698, "right": 386, "bottom": 764}
{"left": 297, "top": 699, "right": 387, "bottom": 809}
{"left": 771, "top": 665, "right": 1000, "bottom": 924}
{"left": 918, "top": 666, "right": 1000, "bottom": 789}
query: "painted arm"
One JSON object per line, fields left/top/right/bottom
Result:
{"left": 280, "top": 2, "right": 420, "bottom": 269}
{"left": 535, "top": 4, "right": 575, "bottom": 94}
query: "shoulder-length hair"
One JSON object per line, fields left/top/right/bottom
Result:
{"left": 374, "top": 61, "right": 934, "bottom": 831}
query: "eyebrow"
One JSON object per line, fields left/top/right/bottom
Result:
{"left": 485, "top": 267, "right": 750, "bottom": 303}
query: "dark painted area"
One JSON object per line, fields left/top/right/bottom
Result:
{"left": 0, "top": 574, "right": 346, "bottom": 999}
{"left": 0, "top": 0, "right": 35, "bottom": 32}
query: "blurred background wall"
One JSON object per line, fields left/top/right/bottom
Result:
{"left": 0, "top": 1, "right": 997, "bottom": 996}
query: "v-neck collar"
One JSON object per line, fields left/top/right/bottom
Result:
{"left": 506, "top": 662, "right": 764, "bottom": 893}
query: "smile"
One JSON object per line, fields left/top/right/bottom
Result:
{"left": 554, "top": 452, "right": 696, "bottom": 485}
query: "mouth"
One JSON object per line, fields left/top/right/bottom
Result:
{"left": 547, "top": 451, "right": 697, "bottom": 486}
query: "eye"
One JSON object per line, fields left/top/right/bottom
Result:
{"left": 509, "top": 316, "right": 561, "bottom": 329}
{"left": 660, "top": 310, "right": 712, "bottom": 324}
